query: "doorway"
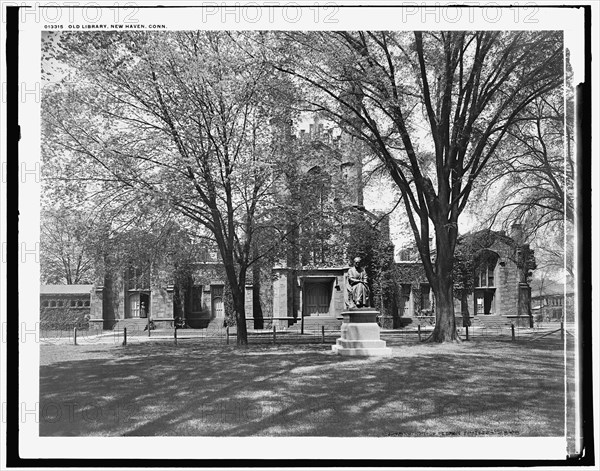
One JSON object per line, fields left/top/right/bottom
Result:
{"left": 400, "top": 284, "right": 412, "bottom": 317}
{"left": 474, "top": 289, "right": 495, "bottom": 315}
{"left": 127, "top": 291, "right": 150, "bottom": 318}
{"left": 304, "top": 281, "right": 332, "bottom": 316}
{"left": 211, "top": 285, "right": 225, "bottom": 319}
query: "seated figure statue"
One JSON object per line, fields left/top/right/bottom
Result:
{"left": 347, "top": 257, "right": 370, "bottom": 308}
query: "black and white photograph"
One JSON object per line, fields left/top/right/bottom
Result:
{"left": 2, "top": 0, "right": 597, "bottom": 466}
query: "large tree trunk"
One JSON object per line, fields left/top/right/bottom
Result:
{"left": 461, "top": 292, "right": 471, "bottom": 327}
{"left": 224, "top": 263, "right": 249, "bottom": 346}
{"left": 428, "top": 230, "right": 459, "bottom": 342}
{"left": 101, "top": 253, "right": 117, "bottom": 330}
{"left": 252, "top": 247, "right": 264, "bottom": 329}
{"left": 430, "top": 277, "right": 459, "bottom": 342}
{"left": 232, "top": 288, "right": 248, "bottom": 346}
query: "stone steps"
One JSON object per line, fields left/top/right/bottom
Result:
{"left": 113, "top": 318, "right": 151, "bottom": 333}
{"left": 472, "top": 316, "right": 514, "bottom": 328}
{"left": 285, "top": 317, "right": 342, "bottom": 331}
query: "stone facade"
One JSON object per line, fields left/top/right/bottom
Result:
{"left": 394, "top": 227, "right": 533, "bottom": 327}
{"left": 394, "top": 262, "right": 434, "bottom": 322}
{"left": 41, "top": 113, "right": 533, "bottom": 331}
{"left": 87, "top": 262, "right": 255, "bottom": 331}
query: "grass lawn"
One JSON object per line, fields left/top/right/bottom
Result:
{"left": 39, "top": 334, "right": 574, "bottom": 437}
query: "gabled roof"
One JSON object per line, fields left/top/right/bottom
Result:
{"left": 40, "top": 284, "right": 94, "bottom": 295}
{"left": 458, "top": 229, "right": 517, "bottom": 250}
{"left": 530, "top": 281, "right": 575, "bottom": 297}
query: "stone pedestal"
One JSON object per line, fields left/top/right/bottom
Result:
{"left": 332, "top": 309, "right": 392, "bottom": 357}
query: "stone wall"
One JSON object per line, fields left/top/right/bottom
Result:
{"left": 150, "top": 287, "right": 174, "bottom": 321}
{"left": 395, "top": 262, "right": 431, "bottom": 320}
{"left": 89, "top": 287, "right": 103, "bottom": 327}
{"left": 272, "top": 267, "right": 347, "bottom": 325}
{"left": 272, "top": 268, "right": 290, "bottom": 319}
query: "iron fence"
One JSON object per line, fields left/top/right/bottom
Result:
{"left": 39, "top": 318, "right": 571, "bottom": 346}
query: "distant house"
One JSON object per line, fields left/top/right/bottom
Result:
{"left": 531, "top": 281, "right": 575, "bottom": 322}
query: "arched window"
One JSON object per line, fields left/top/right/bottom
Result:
{"left": 126, "top": 263, "right": 151, "bottom": 290}
{"left": 301, "top": 166, "right": 332, "bottom": 265}
{"left": 474, "top": 250, "right": 499, "bottom": 288}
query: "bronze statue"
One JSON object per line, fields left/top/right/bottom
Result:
{"left": 347, "top": 257, "right": 370, "bottom": 308}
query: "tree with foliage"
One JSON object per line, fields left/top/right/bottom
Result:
{"left": 473, "top": 76, "right": 573, "bottom": 281}
{"left": 42, "top": 31, "right": 296, "bottom": 345}
{"left": 40, "top": 207, "right": 95, "bottom": 284}
{"left": 477, "top": 94, "right": 573, "bottom": 232}
{"left": 271, "top": 31, "right": 563, "bottom": 341}
{"left": 476, "top": 49, "right": 574, "bottom": 229}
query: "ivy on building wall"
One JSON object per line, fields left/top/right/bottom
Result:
{"left": 223, "top": 280, "right": 236, "bottom": 326}
{"left": 345, "top": 213, "right": 398, "bottom": 319}
{"left": 40, "top": 307, "right": 91, "bottom": 330}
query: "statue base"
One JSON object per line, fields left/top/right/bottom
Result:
{"left": 331, "top": 309, "right": 392, "bottom": 357}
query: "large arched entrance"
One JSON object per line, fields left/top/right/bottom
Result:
{"left": 473, "top": 250, "right": 499, "bottom": 315}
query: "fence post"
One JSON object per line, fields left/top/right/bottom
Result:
{"left": 301, "top": 315, "right": 304, "bottom": 335}
{"left": 148, "top": 318, "right": 151, "bottom": 337}
{"left": 322, "top": 325, "right": 325, "bottom": 343}
{"left": 123, "top": 327, "right": 127, "bottom": 346}
{"left": 465, "top": 325, "right": 469, "bottom": 341}
{"left": 226, "top": 326, "right": 230, "bottom": 345}
{"left": 511, "top": 323, "right": 515, "bottom": 341}
{"left": 273, "top": 325, "right": 276, "bottom": 344}
{"left": 561, "top": 321, "right": 564, "bottom": 341}
{"left": 418, "top": 324, "right": 422, "bottom": 341}
{"left": 73, "top": 327, "right": 77, "bottom": 346}
{"left": 174, "top": 327, "right": 177, "bottom": 346}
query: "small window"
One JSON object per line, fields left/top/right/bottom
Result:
{"left": 77, "top": 300, "right": 84, "bottom": 307}
{"left": 42, "top": 300, "right": 49, "bottom": 308}
{"left": 84, "top": 300, "right": 90, "bottom": 307}
{"left": 50, "top": 300, "right": 57, "bottom": 307}
{"left": 70, "top": 300, "right": 77, "bottom": 307}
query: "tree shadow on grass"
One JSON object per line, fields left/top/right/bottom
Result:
{"left": 39, "top": 337, "right": 568, "bottom": 437}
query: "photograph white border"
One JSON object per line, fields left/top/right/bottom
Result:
{"left": 3, "top": 0, "right": 597, "bottom": 465}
